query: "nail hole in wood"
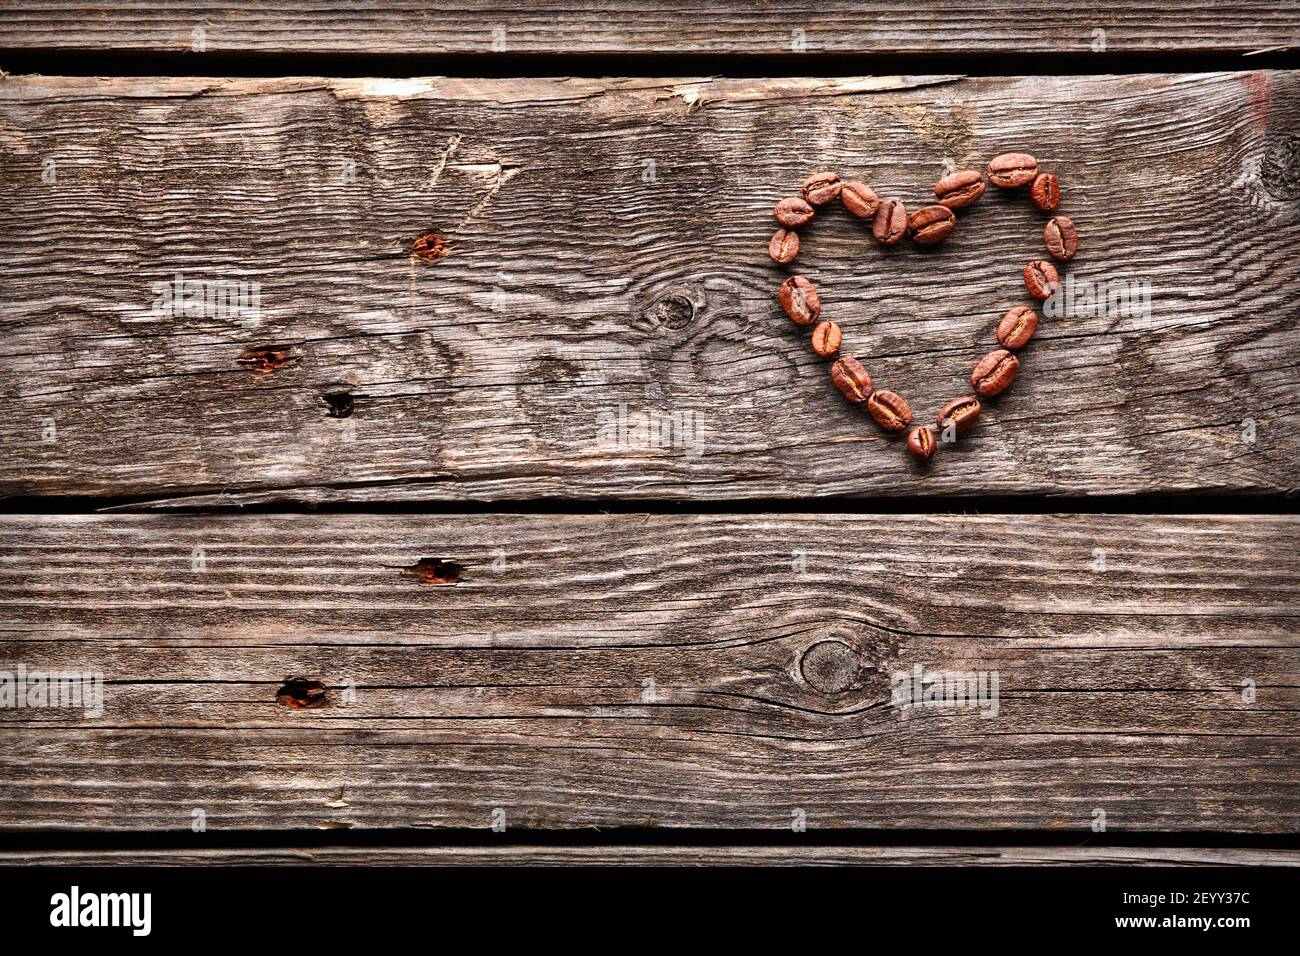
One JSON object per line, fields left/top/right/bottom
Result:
{"left": 411, "top": 231, "right": 448, "bottom": 263}
{"left": 404, "top": 557, "right": 464, "bottom": 585}
{"left": 322, "top": 391, "right": 354, "bottom": 418}
{"left": 237, "top": 346, "right": 297, "bottom": 373}
{"left": 275, "top": 677, "right": 327, "bottom": 709}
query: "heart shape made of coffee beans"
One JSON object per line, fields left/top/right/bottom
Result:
{"left": 769, "top": 153, "right": 1077, "bottom": 464}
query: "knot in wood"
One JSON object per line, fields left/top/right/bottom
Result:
{"left": 1262, "top": 134, "right": 1300, "bottom": 201}
{"left": 799, "top": 640, "right": 860, "bottom": 695}
{"left": 643, "top": 287, "right": 699, "bottom": 332}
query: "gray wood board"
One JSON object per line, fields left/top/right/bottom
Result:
{"left": 2, "top": 513, "right": 1297, "bottom": 832}
{"left": 0, "top": 2, "right": 1297, "bottom": 55}
{"left": 1, "top": 72, "right": 1297, "bottom": 504}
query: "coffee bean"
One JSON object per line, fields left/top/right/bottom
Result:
{"left": 988, "top": 152, "right": 1038, "bottom": 188}
{"left": 867, "top": 389, "right": 913, "bottom": 432}
{"left": 1044, "top": 215, "right": 1078, "bottom": 261}
{"left": 830, "top": 357, "right": 873, "bottom": 404}
{"left": 872, "top": 200, "right": 908, "bottom": 245}
{"left": 934, "top": 169, "right": 986, "bottom": 209}
{"left": 995, "top": 305, "right": 1038, "bottom": 350}
{"left": 769, "top": 228, "right": 799, "bottom": 264}
{"left": 971, "top": 348, "right": 1020, "bottom": 397}
{"left": 811, "top": 320, "right": 842, "bottom": 357}
{"left": 1030, "top": 172, "right": 1060, "bottom": 211}
{"left": 907, "top": 426, "right": 937, "bottom": 461}
{"left": 1023, "top": 259, "right": 1060, "bottom": 300}
{"left": 778, "top": 275, "right": 820, "bottom": 325}
{"left": 774, "top": 196, "right": 815, "bottom": 228}
{"left": 909, "top": 204, "right": 957, "bottom": 245}
{"left": 840, "top": 180, "right": 880, "bottom": 219}
{"left": 937, "top": 396, "right": 981, "bottom": 434}
{"left": 802, "top": 171, "right": 842, "bottom": 206}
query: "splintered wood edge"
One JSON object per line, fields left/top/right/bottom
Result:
{"left": 0, "top": 73, "right": 965, "bottom": 103}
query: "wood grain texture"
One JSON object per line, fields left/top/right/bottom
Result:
{"left": 0, "top": 2, "right": 1297, "bottom": 55}
{"left": 2, "top": 513, "right": 1297, "bottom": 832}
{"left": 1, "top": 72, "right": 1298, "bottom": 504}
{"left": 3, "top": 845, "right": 1296, "bottom": 867}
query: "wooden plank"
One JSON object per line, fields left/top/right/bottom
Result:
{"left": 0, "top": 2, "right": 1297, "bottom": 55}
{"left": 3, "top": 845, "right": 1296, "bottom": 867}
{"left": 1, "top": 72, "right": 1298, "bottom": 504}
{"left": 1, "top": 513, "right": 1296, "bottom": 832}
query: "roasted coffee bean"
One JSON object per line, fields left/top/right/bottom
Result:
{"left": 840, "top": 180, "right": 880, "bottom": 219}
{"left": 774, "top": 196, "right": 815, "bottom": 228}
{"left": 995, "top": 305, "right": 1038, "bottom": 350}
{"left": 909, "top": 204, "right": 957, "bottom": 245}
{"left": 907, "top": 426, "right": 937, "bottom": 461}
{"left": 802, "top": 171, "right": 842, "bottom": 206}
{"left": 1030, "top": 172, "right": 1060, "bottom": 211}
{"left": 777, "top": 275, "right": 820, "bottom": 325}
{"left": 971, "top": 348, "right": 1020, "bottom": 397}
{"left": 988, "top": 152, "right": 1038, "bottom": 188}
{"left": 811, "top": 320, "right": 842, "bottom": 357}
{"left": 936, "top": 396, "right": 981, "bottom": 434}
{"left": 769, "top": 228, "right": 799, "bottom": 264}
{"left": 1023, "top": 259, "right": 1060, "bottom": 300}
{"left": 1044, "top": 215, "right": 1078, "bottom": 261}
{"left": 933, "top": 169, "right": 986, "bottom": 209}
{"left": 867, "top": 389, "right": 913, "bottom": 432}
{"left": 830, "top": 357, "right": 873, "bottom": 404}
{"left": 872, "top": 200, "right": 908, "bottom": 245}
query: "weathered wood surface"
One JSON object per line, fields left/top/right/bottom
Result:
{"left": 2, "top": 513, "right": 1297, "bottom": 832}
{"left": 0, "top": 2, "right": 1297, "bottom": 55}
{"left": 1, "top": 72, "right": 1297, "bottom": 505}
{"left": 3, "top": 845, "right": 1296, "bottom": 867}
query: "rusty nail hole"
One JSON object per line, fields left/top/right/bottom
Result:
{"left": 403, "top": 557, "right": 464, "bottom": 585}
{"left": 275, "top": 677, "right": 327, "bottom": 709}
{"left": 238, "top": 346, "right": 297, "bottom": 373}
{"left": 411, "top": 231, "right": 449, "bottom": 263}
{"left": 322, "top": 391, "right": 355, "bottom": 418}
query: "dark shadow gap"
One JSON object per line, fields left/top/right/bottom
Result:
{"left": 1, "top": 48, "right": 1297, "bottom": 78}
{"left": 0, "top": 492, "right": 1296, "bottom": 517}
{"left": 2, "top": 828, "right": 1297, "bottom": 853}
